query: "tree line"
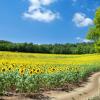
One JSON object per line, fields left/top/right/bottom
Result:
{"left": 0, "top": 40, "right": 95, "bottom": 54}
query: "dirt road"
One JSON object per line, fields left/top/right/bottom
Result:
{"left": 43, "top": 72, "right": 100, "bottom": 100}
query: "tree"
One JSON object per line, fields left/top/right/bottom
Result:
{"left": 87, "top": 27, "right": 100, "bottom": 42}
{"left": 0, "top": 40, "right": 95, "bottom": 54}
{"left": 95, "top": 40, "right": 100, "bottom": 53}
{"left": 86, "top": 7, "right": 100, "bottom": 52}
{"left": 94, "top": 7, "right": 100, "bottom": 28}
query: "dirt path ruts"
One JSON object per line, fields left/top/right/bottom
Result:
{"left": 43, "top": 72, "right": 100, "bottom": 100}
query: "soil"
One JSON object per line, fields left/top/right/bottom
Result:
{"left": 0, "top": 93, "right": 51, "bottom": 100}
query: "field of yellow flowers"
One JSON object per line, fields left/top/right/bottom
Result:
{"left": 0, "top": 51, "right": 100, "bottom": 94}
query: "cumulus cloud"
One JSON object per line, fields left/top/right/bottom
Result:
{"left": 72, "top": 12, "right": 93, "bottom": 27}
{"left": 23, "top": 0, "right": 59, "bottom": 23}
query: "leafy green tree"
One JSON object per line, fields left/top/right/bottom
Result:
{"left": 95, "top": 40, "right": 100, "bottom": 53}
{"left": 87, "top": 27, "right": 100, "bottom": 42}
{"left": 86, "top": 7, "right": 100, "bottom": 52}
{"left": 94, "top": 8, "right": 100, "bottom": 28}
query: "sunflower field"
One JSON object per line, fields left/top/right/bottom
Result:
{"left": 0, "top": 51, "right": 100, "bottom": 94}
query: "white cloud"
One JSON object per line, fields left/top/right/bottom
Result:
{"left": 76, "top": 37, "right": 81, "bottom": 41}
{"left": 82, "top": 39, "right": 93, "bottom": 43}
{"left": 72, "top": 12, "right": 93, "bottom": 27}
{"left": 76, "top": 37, "right": 93, "bottom": 43}
{"left": 23, "top": 0, "right": 59, "bottom": 23}
{"left": 72, "top": 0, "right": 77, "bottom": 2}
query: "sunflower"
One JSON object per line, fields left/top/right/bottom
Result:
{"left": 8, "top": 67, "right": 11, "bottom": 71}
{"left": 19, "top": 68, "right": 25, "bottom": 75}
{"left": 29, "top": 69, "right": 35, "bottom": 75}
{"left": 47, "top": 67, "right": 57, "bottom": 74}
{"left": 7, "top": 65, "right": 13, "bottom": 72}
{"left": 12, "top": 63, "right": 15, "bottom": 67}
{"left": 33, "top": 68, "right": 35, "bottom": 72}
{"left": 35, "top": 68, "right": 41, "bottom": 74}
{"left": 1, "top": 68, "right": 6, "bottom": 72}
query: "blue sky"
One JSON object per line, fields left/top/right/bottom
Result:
{"left": 0, "top": 0, "right": 100, "bottom": 44}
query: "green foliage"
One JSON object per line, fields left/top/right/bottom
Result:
{"left": 87, "top": 8, "right": 100, "bottom": 42}
{"left": 95, "top": 40, "right": 100, "bottom": 53}
{"left": 0, "top": 40, "right": 95, "bottom": 54}
{"left": 87, "top": 27, "right": 100, "bottom": 42}
{"left": 86, "top": 7, "right": 100, "bottom": 53}
{"left": 94, "top": 7, "right": 100, "bottom": 28}
{"left": 0, "top": 64, "right": 100, "bottom": 93}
